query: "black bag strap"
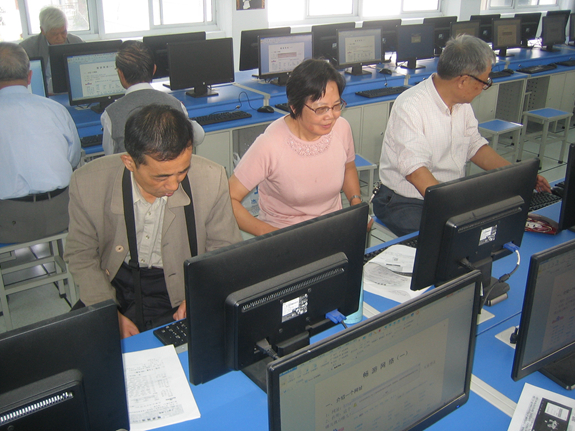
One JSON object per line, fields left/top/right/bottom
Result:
{"left": 180, "top": 174, "right": 198, "bottom": 258}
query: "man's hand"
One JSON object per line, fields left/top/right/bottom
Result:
{"left": 118, "top": 312, "right": 140, "bottom": 339}
{"left": 173, "top": 300, "right": 187, "bottom": 321}
{"left": 535, "top": 174, "right": 551, "bottom": 193}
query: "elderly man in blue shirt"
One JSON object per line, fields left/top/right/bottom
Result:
{"left": 0, "top": 42, "right": 81, "bottom": 243}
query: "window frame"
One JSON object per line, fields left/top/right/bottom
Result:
{"left": 484, "top": 0, "right": 560, "bottom": 11}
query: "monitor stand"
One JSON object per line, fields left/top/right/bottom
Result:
{"left": 398, "top": 58, "right": 426, "bottom": 70}
{"left": 496, "top": 48, "right": 515, "bottom": 58}
{"left": 345, "top": 65, "right": 370, "bottom": 76}
{"left": 476, "top": 258, "right": 510, "bottom": 306}
{"left": 91, "top": 100, "right": 114, "bottom": 114}
{"left": 242, "top": 357, "right": 272, "bottom": 392}
{"left": 540, "top": 350, "right": 575, "bottom": 390}
{"left": 186, "top": 84, "right": 218, "bottom": 98}
{"left": 543, "top": 45, "right": 560, "bottom": 52}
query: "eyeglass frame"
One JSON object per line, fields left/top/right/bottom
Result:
{"left": 303, "top": 99, "right": 347, "bottom": 115}
{"left": 463, "top": 74, "right": 493, "bottom": 90}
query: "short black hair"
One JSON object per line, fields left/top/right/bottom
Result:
{"left": 115, "top": 40, "right": 155, "bottom": 85}
{"left": 124, "top": 104, "right": 193, "bottom": 166}
{"left": 286, "top": 59, "right": 345, "bottom": 119}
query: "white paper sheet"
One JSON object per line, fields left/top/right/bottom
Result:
{"left": 123, "top": 345, "right": 201, "bottom": 430}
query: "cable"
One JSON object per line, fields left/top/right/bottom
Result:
{"left": 237, "top": 91, "right": 258, "bottom": 111}
{"left": 256, "top": 339, "right": 279, "bottom": 360}
{"left": 326, "top": 309, "right": 348, "bottom": 329}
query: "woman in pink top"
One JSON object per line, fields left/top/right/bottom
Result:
{"left": 229, "top": 59, "right": 362, "bottom": 236}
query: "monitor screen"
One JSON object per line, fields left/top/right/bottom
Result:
{"left": 362, "top": 19, "right": 402, "bottom": 62}
{"left": 65, "top": 50, "right": 125, "bottom": 113}
{"left": 542, "top": 14, "right": 567, "bottom": 51}
{"left": 470, "top": 14, "right": 501, "bottom": 43}
{"left": 167, "top": 37, "right": 235, "bottom": 98}
{"left": 258, "top": 33, "right": 313, "bottom": 85}
{"left": 423, "top": 16, "right": 458, "bottom": 55}
{"left": 0, "top": 300, "right": 129, "bottom": 430}
{"left": 29, "top": 57, "right": 46, "bottom": 97}
{"left": 267, "top": 270, "right": 482, "bottom": 431}
{"left": 336, "top": 28, "right": 382, "bottom": 75}
{"left": 451, "top": 20, "right": 480, "bottom": 38}
{"left": 240, "top": 27, "right": 291, "bottom": 72}
{"left": 49, "top": 39, "right": 122, "bottom": 94}
{"left": 311, "top": 22, "right": 356, "bottom": 64}
{"left": 492, "top": 18, "right": 522, "bottom": 57}
{"left": 512, "top": 239, "right": 575, "bottom": 389}
{"left": 514, "top": 12, "right": 542, "bottom": 47}
{"left": 546, "top": 10, "right": 571, "bottom": 32}
{"left": 396, "top": 24, "right": 435, "bottom": 70}
{"left": 142, "top": 31, "right": 206, "bottom": 79}
{"left": 185, "top": 203, "right": 369, "bottom": 387}
{"left": 410, "top": 159, "right": 539, "bottom": 306}
{"left": 570, "top": 13, "right": 575, "bottom": 42}
{"left": 558, "top": 144, "right": 575, "bottom": 232}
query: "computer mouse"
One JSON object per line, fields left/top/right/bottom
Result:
{"left": 552, "top": 186, "right": 565, "bottom": 199}
{"left": 379, "top": 68, "right": 392, "bottom": 75}
{"left": 257, "top": 105, "right": 275, "bottom": 114}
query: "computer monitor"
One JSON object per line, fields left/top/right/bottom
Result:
{"left": 142, "top": 31, "right": 206, "bottom": 79}
{"left": 395, "top": 24, "right": 435, "bottom": 70}
{"left": 258, "top": 33, "right": 313, "bottom": 86}
{"left": 511, "top": 238, "right": 575, "bottom": 390}
{"left": 267, "top": 270, "right": 482, "bottom": 431}
{"left": 311, "top": 22, "right": 356, "bottom": 65}
{"left": 514, "top": 12, "right": 542, "bottom": 47}
{"left": 423, "top": 16, "right": 458, "bottom": 55}
{"left": 470, "top": 14, "right": 501, "bottom": 43}
{"left": 167, "top": 37, "right": 235, "bottom": 98}
{"left": 541, "top": 14, "right": 567, "bottom": 52}
{"left": 570, "top": 13, "right": 575, "bottom": 44}
{"left": 546, "top": 10, "right": 571, "bottom": 33}
{"left": 336, "top": 27, "right": 382, "bottom": 75}
{"left": 558, "top": 144, "right": 575, "bottom": 233}
{"left": 29, "top": 57, "right": 47, "bottom": 97}
{"left": 362, "top": 19, "right": 401, "bottom": 63}
{"left": 410, "top": 159, "right": 539, "bottom": 306}
{"left": 239, "top": 27, "right": 291, "bottom": 72}
{"left": 49, "top": 39, "right": 122, "bottom": 94}
{"left": 0, "top": 300, "right": 129, "bottom": 430}
{"left": 65, "top": 50, "right": 125, "bottom": 113}
{"left": 492, "top": 18, "right": 522, "bottom": 57}
{"left": 185, "top": 203, "right": 369, "bottom": 388}
{"left": 450, "top": 20, "right": 480, "bottom": 38}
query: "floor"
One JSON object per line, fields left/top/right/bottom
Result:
{"left": 1, "top": 118, "right": 574, "bottom": 335}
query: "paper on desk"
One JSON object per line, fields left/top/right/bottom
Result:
{"left": 123, "top": 345, "right": 200, "bottom": 431}
{"left": 507, "top": 383, "right": 575, "bottom": 431}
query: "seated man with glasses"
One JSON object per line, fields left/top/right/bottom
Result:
{"left": 228, "top": 58, "right": 362, "bottom": 236}
{"left": 373, "top": 34, "right": 550, "bottom": 237}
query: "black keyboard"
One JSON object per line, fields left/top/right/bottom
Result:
{"left": 80, "top": 134, "right": 103, "bottom": 148}
{"left": 489, "top": 69, "right": 514, "bottom": 79}
{"left": 529, "top": 191, "right": 562, "bottom": 212}
{"left": 364, "top": 235, "right": 419, "bottom": 265}
{"left": 153, "top": 320, "right": 188, "bottom": 352}
{"left": 556, "top": 60, "right": 575, "bottom": 67}
{"left": 275, "top": 103, "right": 290, "bottom": 112}
{"left": 356, "top": 86, "right": 409, "bottom": 99}
{"left": 517, "top": 64, "right": 558, "bottom": 74}
{"left": 191, "top": 110, "right": 252, "bottom": 126}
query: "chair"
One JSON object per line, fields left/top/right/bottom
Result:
{"left": 478, "top": 119, "right": 523, "bottom": 157}
{"left": 354, "top": 154, "right": 377, "bottom": 199}
{"left": 0, "top": 231, "right": 76, "bottom": 331}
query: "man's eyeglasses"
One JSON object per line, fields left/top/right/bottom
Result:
{"left": 304, "top": 100, "right": 347, "bottom": 115}
{"left": 464, "top": 74, "right": 492, "bottom": 90}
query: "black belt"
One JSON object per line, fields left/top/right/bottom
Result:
{"left": 8, "top": 187, "right": 67, "bottom": 202}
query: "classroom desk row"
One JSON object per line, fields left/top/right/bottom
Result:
{"left": 122, "top": 202, "right": 574, "bottom": 430}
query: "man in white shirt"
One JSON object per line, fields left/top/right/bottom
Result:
{"left": 373, "top": 35, "right": 550, "bottom": 236}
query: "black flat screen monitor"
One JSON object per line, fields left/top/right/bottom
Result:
{"left": 511, "top": 239, "right": 575, "bottom": 390}
{"left": 258, "top": 33, "right": 313, "bottom": 85}
{"left": 311, "top": 22, "right": 355, "bottom": 64}
{"left": 546, "top": 10, "right": 571, "bottom": 32}
{"left": 570, "top": 13, "right": 575, "bottom": 43}
{"left": 470, "top": 14, "right": 501, "bottom": 43}
{"left": 29, "top": 57, "right": 47, "bottom": 97}
{"left": 492, "top": 18, "right": 522, "bottom": 57}
{"left": 514, "top": 12, "right": 542, "bottom": 47}
{"left": 451, "top": 20, "right": 480, "bottom": 38}
{"left": 410, "top": 159, "right": 539, "bottom": 307}
{"left": 142, "top": 31, "right": 206, "bottom": 79}
{"left": 336, "top": 27, "right": 382, "bottom": 75}
{"left": 167, "top": 37, "right": 235, "bottom": 98}
{"left": 49, "top": 39, "right": 122, "bottom": 94}
{"left": 396, "top": 24, "right": 435, "bottom": 70}
{"left": 268, "top": 270, "right": 482, "bottom": 431}
{"left": 423, "top": 15, "right": 458, "bottom": 55}
{"left": 541, "top": 14, "right": 567, "bottom": 52}
{"left": 65, "top": 50, "right": 125, "bottom": 113}
{"left": 362, "top": 19, "right": 401, "bottom": 62}
{"left": 558, "top": 144, "right": 575, "bottom": 233}
{"left": 239, "top": 27, "right": 291, "bottom": 72}
{"left": 185, "top": 203, "right": 369, "bottom": 388}
{"left": 0, "top": 300, "right": 129, "bottom": 430}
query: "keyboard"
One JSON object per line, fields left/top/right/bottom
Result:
{"left": 80, "top": 134, "right": 103, "bottom": 148}
{"left": 274, "top": 103, "right": 290, "bottom": 112}
{"left": 355, "top": 86, "right": 409, "bottom": 99}
{"left": 516, "top": 64, "right": 558, "bottom": 74}
{"left": 191, "top": 110, "right": 252, "bottom": 126}
{"left": 364, "top": 235, "right": 419, "bottom": 265}
{"left": 529, "top": 191, "right": 562, "bottom": 212}
{"left": 556, "top": 60, "right": 575, "bottom": 67}
{"left": 489, "top": 69, "right": 514, "bottom": 79}
{"left": 153, "top": 319, "right": 188, "bottom": 353}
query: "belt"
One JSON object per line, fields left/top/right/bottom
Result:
{"left": 7, "top": 187, "right": 67, "bottom": 202}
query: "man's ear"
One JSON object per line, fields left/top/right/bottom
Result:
{"left": 27, "top": 70, "right": 33, "bottom": 86}
{"left": 120, "top": 154, "right": 136, "bottom": 172}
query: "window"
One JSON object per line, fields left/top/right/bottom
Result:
{"left": 484, "top": 0, "right": 557, "bottom": 9}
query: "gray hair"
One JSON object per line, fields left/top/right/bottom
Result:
{"left": 39, "top": 6, "right": 67, "bottom": 32}
{"left": 0, "top": 42, "right": 30, "bottom": 82}
{"left": 437, "top": 34, "right": 495, "bottom": 79}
